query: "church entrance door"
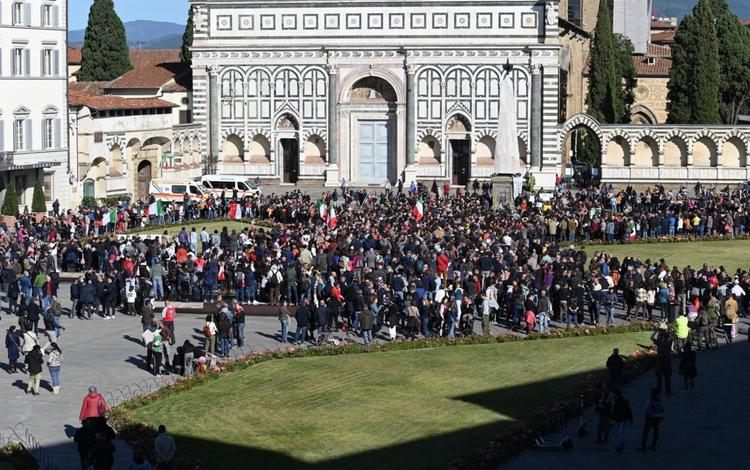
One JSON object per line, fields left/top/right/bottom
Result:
{"left": 358, "top": 120, "right": 390, "bottom": 184}
{"left": 450, "top": 139, "right": 471, "bottom": 185}
{"left": 281, "top": 139, "right": 299, "bottom": 184}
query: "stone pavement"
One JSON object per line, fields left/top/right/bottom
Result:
{"left": 0, "top": 281, "right": 676, "bottom": 470}
{"left": 503, "top": 320, "right": 750, "bottom": 470}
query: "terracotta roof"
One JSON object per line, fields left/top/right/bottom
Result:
{"left": 651, "top": 29, "right": 676, "bottom": 43}
{"left": 105, "top": 49, "right": 191, "bottom": 90}
{"left": 584, "top": 43, "right": 672, "bottom": 78}
{"left": 650, "top": 20, "right": 676, "bottom": 30}
{"left": 647, "top": 43, "right": 672, "bottom": 58}
{"left": 68, "top": 47, "right": 82, "bottom": 65}
{"left": 743, "top": 19, "right": 750, "bottom": 26}
{"left": 69, "top": 82, "right": 177, "bottom": 111}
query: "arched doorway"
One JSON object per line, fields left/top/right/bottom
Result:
{"left": 276, "top": 114, "right": 299, "bottom": 183}
{"left": 446, "top": 114, "right": 471, "bottom": 185}
{"left": 345, "top": 76, "right": 399, "bottom": 185}
{"left": 137, "top": 160, "right": 152, "bottom": 199}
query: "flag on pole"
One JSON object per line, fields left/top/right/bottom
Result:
{"left": 318, "top": 198, "right": 328, "bottom": 221}
{"left": 102, "top": 208, "right": 117, "bottom": 225}
{"left": 229, "top": 201, "right": 242, "bottom": 220}
{"left": 413, "top": 196, "right": 424, "bottom": 222}
{"left": 146, "top": 199, "right": 164, "bottom": 217}
{"left": 327, "top": 202, "right": 336, "bottom": 229}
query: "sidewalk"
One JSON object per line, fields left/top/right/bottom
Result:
{"left": 503, "top": 327, "right": 750, "bottom": 469}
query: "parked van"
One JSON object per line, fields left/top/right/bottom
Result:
{"left": 149, "top": 179, "right": 206, "bottom": 201}
{"left": 200, "top": 175, "right": 261, "bottom": 198}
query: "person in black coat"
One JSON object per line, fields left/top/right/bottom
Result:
{"left": 74, "top": 420, "right": 96, "bottom": 470}
{"left": 315, "top": 300, "right": 329, "bottom": 337}
{"left": 24, "top": 345, "right": 44, "bottom": 395}
{"left": 606, "top": 348, "right": 625, "bottom": 391}
{"left": 294, "top": 299, "right": 311, "bottom": 344}
{"left": 26, "top": 300, "right": 41, "bottom": 334}
{"left": 678, "top": 343, "right": 697, "bottom": 391}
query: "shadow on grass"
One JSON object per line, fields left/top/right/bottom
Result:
{"left": 130, "top": 368, "right": 608, "bottom": 470}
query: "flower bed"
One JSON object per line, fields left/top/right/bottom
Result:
{"left": 581, "top": 233, "right": 750, "bottom": 246}
{"left": 109, "top": 321, "right": 657, "bottom": 470}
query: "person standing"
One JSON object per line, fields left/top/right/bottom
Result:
{"left": 610, "top": 389, "right": 633, "bottom": 452}
{"left": 361, "top": 305, "right": 375, "bottom": 345}
{"left": 24, "top": 345, "right": 44, "bottom": 395}
{"left": 151, "top": 328, "right": 164, "bottom": 375}
{"left": 640, "top": 388, "right": 665, "bottom": 450}
{"left": 232, "top": 302, "right": 246, "bottom": 348}
{"left": 651, "top": 325, "right": 673, "bottom": 395}
{"left": 154, "top": 424, "right": 177, "bottom": 470}
{"left": 79, "top": 386, "right": 107, "bottom": 423}
{"left": 278, "top": 300, "right": 291, "bottom": 343}
{"left": 678, "top": 342, "right": 697, "bottom": 391}
{"left": 141, "top": 299, "right": 155, "bottom": 332}
{"left": 673, "top": 310, "right": 689, "bottom": 352}
{"left": 203, "top": 315, "right": 217, "bottom": 356}
{"left": 294, "top": 298, "right": 311, "bottom": 345}
{"left": 5, "top": 326, "right": 21, "bottom": 373}
{"left": 606, "top": 348, "right": 625, "bottom": 391}
{"left": 88, "top": 432, "right": 115, "bottom": 470}
{"left": 45, "top": 342, "right": 62, "bottom": 394}
{"left": 161, "top": 300, "right": 176, "bottom": 345}
{"left": 74, "top": 420, "right": 96, "bottom": 470}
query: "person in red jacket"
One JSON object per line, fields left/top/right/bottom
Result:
{"left": 79, "top": 386, "right": 107, "bottom": 423}
{"left": 436, "top": 251, "right": 450, "bottom": 280}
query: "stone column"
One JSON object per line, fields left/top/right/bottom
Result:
{"left": 529, "top": 64, "right": 542, "bottom": 169}
{"left": 327, "top": 64, "right": 338, "bottom": 166}
{"left": 325, "top": 64, "right": 339, "bottom": 186}
{"left": 208, "top": 67, "right": 220, "bottom": 174}
{"left": 406, "top": 63, "right": 416, "bottom": 166}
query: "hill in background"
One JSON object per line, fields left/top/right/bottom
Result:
{"left": 68, "top": 20, "right": 184, "bottom": 49}
{"left": 654, "top": 0, "right": 750, "bottom": 20}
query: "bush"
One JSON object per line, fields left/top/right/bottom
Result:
{"left": 31, "top": 179, "right": 46, "bottom": 213}
{"left": 2, "top": 182, "right": 18, "bottom": 216}
{"left": 80, "top": 196, "right": 97, "bottom": 210}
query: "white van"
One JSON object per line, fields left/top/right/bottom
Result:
{"left": 200, "top": 175, "right": 261, "bottom": 198}
{"left": 149, "top": 179, "right": 206, "bottom": 201}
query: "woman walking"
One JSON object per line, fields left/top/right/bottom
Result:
{"left": 45, "top": 342, "right": 63, "bottom": 394}
{"left": 678, "top": 342, "right": 697, "bottom": 392}
{"left": 5, "top": 326, "right": 21, "bottom": 373}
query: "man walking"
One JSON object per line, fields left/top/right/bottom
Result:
{"left": 610, "top": 389, "right": 633, "bottom": 452}
{"left": 640, "top": 388, "right": 665, "bottom": 450}
{"left": 606, "top": 348, "right": 625, "bottom": 391}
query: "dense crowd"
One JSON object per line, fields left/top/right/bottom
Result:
{"left": 3, "top": 181, "right": 747, "bottom": 381}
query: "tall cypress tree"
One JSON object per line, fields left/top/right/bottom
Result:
{"left": 710, "top": 0, "right": 750, "bottom": 124}
{"left": 180, "top": 7, "right": 194, "bottom": 66}
{"left": 667, "top": 0, "right": 721, "bottom": 124}
{"left": 79, "top": 0, "right": 132, "bottom": 82}
{"left": 586, "top": 0, "right": 624, "bottom": 124}
{"left": 616, "top": 34, "right": 637, "bottom": 122}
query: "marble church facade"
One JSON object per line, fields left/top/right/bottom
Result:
{"left": 189, "top": 0, "right": 563, "bottom": 186}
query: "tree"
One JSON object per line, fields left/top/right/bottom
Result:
{"left": 616, "top": 34, "right": 637, "bottom": 122}
{"left": 586, "top": 0, "right": 624, "bottom": 124}
{"left": 667, "top": 0, "right": 721, "bottom": 124}
{"left": 79, "top": 0, "right": 132, "bottom": 82}
{"left": 710, "top": 0, "right": 750, "bottom": 124}
{"left": 31, "top": 179, "right": 46, "bottom": 213}
{"left": 2, "top": 182, "right": 18, "bottom": 216}
{"left": 180, "top": 7, "right": 194, "bottom": 66}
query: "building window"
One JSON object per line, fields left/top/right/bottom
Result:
{"left": 13, "top": 2, "right": 24, "bottom": 25}
{"left": 42, "top": 49, "right": 54, "bottom": 76}
{"left": 43, "top": 173, "right": 53, "bottom": 202}
{"left": 13, "top": 119, "right": 24, "bottom": 151}
{"left": 43, "top": 118, "right": 53, "bottom": 149}
{"left": 12, "top": 48, "right": 29, "bottom": 77}
{"left": 42, "top": 4, "right": 59, "bottom": 27}
{"left": 567, "top": 0, "right": 582, "bottom": 27}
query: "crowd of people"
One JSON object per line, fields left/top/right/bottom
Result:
{"left": 1, "top": 179, "right": 749, "bottom": 467}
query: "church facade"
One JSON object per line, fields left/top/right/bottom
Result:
{"left": 189, "top": 0, "right": 563, "bottom": 186}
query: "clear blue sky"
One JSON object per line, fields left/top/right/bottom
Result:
{"left": 69, "top": 0, "right": 189, "bottom": 30}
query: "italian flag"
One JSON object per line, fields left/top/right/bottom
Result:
{"left": 146, "top": 199, "right": 164, "bottom": 217}
{"left": 229, "top": 201, "right": 243, "bottom": 220}
{"left": 413, "top": 196, "right": 424, "bottom": 222}
{"left": 102, "top": 208, "right": 117, "bottom": 225}
{"left": 327, "top": 202, "right": 336, "bottom": 229}
{"left": 318, "top": 198, "right": 328, "bottom": 222}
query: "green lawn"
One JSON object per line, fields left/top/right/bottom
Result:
{"left": 583, "top": 239, "right": 750, "bottom": 273}
{"left": 132, "top": 332, "right": 650, "bottom": 469}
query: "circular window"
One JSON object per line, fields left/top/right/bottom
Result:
{"left": 181, "top": 98, "right": 190, "bottom": 105}
{"left": 635, "top": 85, "right": 650, "bottom": 101}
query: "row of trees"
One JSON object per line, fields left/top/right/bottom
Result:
{"left": 667, "top": 0, "right": 750, "bottom": 125}
{"left": 2, "top": 180, "right": 47, "bottom": 216}
{"left": 78, "top": 0, "right": 193, "bottom": 82}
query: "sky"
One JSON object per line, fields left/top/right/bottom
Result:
{"left": 69, "top": 0, "right": 189, "bottom": 30}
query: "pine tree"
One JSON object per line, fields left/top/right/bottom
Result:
{"left": 710, "top": 0, "right": 750, "bottom": 124}
{"left": 78, "top": 0, "right": 132, "bottom": 82}
{"left": 586, "top": 0, "right": 624, "bottom": 124}
{"left": 667, "top": 0, "right": 721, "bottom": 124}
{"left": 180, "top": 7, "right": 194, "bottom": 66}
{"left": 2, "top": 182, "right": 18, "bottom": 216}
{"left": 31, "top": 179, "right": 46, "bottom": 213}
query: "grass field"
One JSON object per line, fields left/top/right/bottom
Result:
{"left": 132, "top": 332, "right": 650, "bottom": 469}
{"left": 583, "top": 239, "right": 750, "bottom": 273}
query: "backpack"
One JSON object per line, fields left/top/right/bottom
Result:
{"left": 648, "top": 399, "right": 665, "bottom": 419}
{"left": 203, "top": 325, "right": 211, "bottom": 337}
